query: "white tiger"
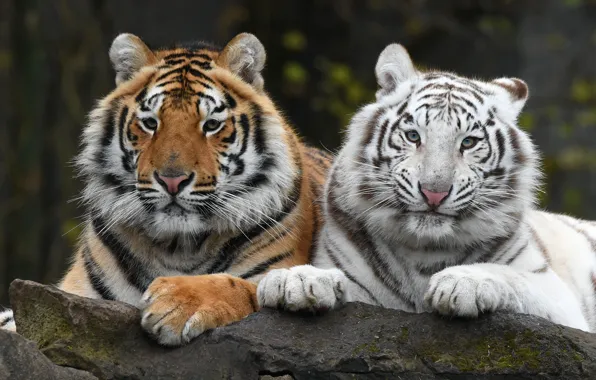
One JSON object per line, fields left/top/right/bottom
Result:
{"left": 257, "top": 43, "right": 596, "bottom": 332}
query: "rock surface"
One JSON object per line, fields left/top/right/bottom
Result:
{"left": 0, "top": 328, "right": 96, "bottom": 380}
{"left": 7, "top": 279, "right": 596, "bottom": 379}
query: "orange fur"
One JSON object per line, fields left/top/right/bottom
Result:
{"left": 54, "top": 33, "right": 333, "bottom": 345}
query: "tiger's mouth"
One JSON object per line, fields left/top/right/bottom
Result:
{"left": 162, "top": 203, "right": 188, "bottom": 216}
{"left": 406, "top": 210, "right": 456, "bottom": 218}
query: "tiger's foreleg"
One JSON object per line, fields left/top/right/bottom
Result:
{"left": 424, "top": 262, "right": 590, "bottom": 331}
{"left": 140, "top": 274, "right": 259, "bottom": 346}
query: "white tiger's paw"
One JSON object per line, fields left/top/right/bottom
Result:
{"left": 257, "top": 265, "right": 349, "bottom": 312}
{"left": 0, "top": 307, "right": 16, "bottom": 332}
{"left": 424, "top": 266, "right": 512, "bottom": 318}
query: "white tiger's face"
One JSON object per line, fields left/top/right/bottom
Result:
{"left": 339, "top": 44, "right": 539, "bottom": 247}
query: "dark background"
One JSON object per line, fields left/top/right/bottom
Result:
{"left": 1, "top": 0, "right": 595, "bottom": 304}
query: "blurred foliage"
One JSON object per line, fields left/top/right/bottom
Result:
{"left": 0, "top": 0, "right": 595, "bottom": 304}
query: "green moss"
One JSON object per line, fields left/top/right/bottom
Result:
{"left": 352, "top": 341, "right": 380, "bottom": 355}
{"left": 19, "top": 299, "right": 121, "bottom": 368}
{"left": 22, "top": 303, "right": 74, "bottom": 348}
{"left": 418, "top": 331, "right": 549, "bottom": 372}
{"left": 400, "top": 327, "right": 409, "bottom": 341}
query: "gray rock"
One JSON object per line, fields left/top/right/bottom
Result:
{"left": 9, "top": 279, "right": 596, "bottom": 379}
{"left": 0, "top": 329, "right": 97, "bottom": 380}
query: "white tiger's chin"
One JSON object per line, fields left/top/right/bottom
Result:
{"left": 404, "top": 213, "right": 457, "bottom": 243}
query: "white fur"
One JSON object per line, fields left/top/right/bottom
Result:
{"left": 257, "top": 265, "right": 348, "bottom": 312}
{"left": 0, "top": 308, "right": 15, "bottom": 332}
{"left": 258, "top": 43, "right": 596, "bottom": 332}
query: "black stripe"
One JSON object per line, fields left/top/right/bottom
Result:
{"left": 156, "top": 67, "right": 185, "bottom": 82}
{"left": 251, "top": 103, "right": 266, "bottom": 154}
{"left": 224, "top": 92, "right": 237, "bottom": 109}
{"left": 495, "top": 129, "right": 506, "bottom": 167}
{"left": 82, "top": 245, "right": 116, "bottom": 300}
{"left": 118, "top": 106, "right": 134, "bottom": 173}
{"left": 164, "top": 58, "right": 186, "bottom": 65}
{"left": 228, "top": 114, "right": 251, "bottom": 176}
{"left": 416, "top": 261, "right": 449, "bottom": 276}
{"left": 239, "top": 250, "right": 293, "bottom": 280}
{"left": 505, "top": 242, "right": 528, "bottom": 265}
{"left": 373, "top": 120, "right": 390, "bottom": 165}
{"left": 188, "top": 67, "right": 215, "bottom": 83}
{"left": 222, "top": 127, "right": 237, "bottom": 144}
{"left": 190, "top": 59, "right": 212, "bottom": 70}
{"left": 324, "top": 239, "right": 383, "bottom": 306}
{"left": 96, "top": 100, "right": 121, "bottom": 168}
{"left": 207, "top": 172, "right": 302, "bottom": 274}
{"left": 0, "top": 316, "right": 13, "bottom": 327}
{"left": 91, "top": 216, "right": 153, "bottom": 291}
{"left": 327, "top": 173, "right": 416, "bottom": 309}
{"left": 237, "top": 113, "right": 250, "bottom": 156}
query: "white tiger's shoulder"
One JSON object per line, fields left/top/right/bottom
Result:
{"left": 526, "top": 209, "right": 596, "bottom": 266}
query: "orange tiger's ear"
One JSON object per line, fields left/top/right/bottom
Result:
{"left": 217, "top": 33, "right": 266, "bottom": 92}
{"left": 109, "top": 33, "right": 157, "bottom": 85}
{"left": 375, "top": 43, "right": 417, "bottom": 99}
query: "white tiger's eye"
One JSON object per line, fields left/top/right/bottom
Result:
{"left": 405, "top": 130, "right": 421, "bottom": 144}
{"left": 461, "top": 137, "right": 479, "bottom": 150}
{"left": 202, "top": 119, "right": 222, "bottom": 133}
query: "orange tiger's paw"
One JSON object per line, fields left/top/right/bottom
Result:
{"left": 140, "top": 274, "right": 258, "bottom": 346}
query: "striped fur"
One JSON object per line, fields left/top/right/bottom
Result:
{"left": 0, "top": 33, "right": 331, "bottom": 346}
{"left": 258, "top": 43, "right": 596, "bottom": 332}
{"left": 0, "top": 306, "right": 15, "bottom": 332}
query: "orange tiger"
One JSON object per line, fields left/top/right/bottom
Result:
{"left": 2, "top": 33, "right": 332, "bottom": 346}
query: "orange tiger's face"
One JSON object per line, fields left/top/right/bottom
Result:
{"left": 78, "top": 34, "right": 298, "bottom": 237}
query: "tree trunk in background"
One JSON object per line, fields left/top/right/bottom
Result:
{"left": 0, "top": 0, "right": 13, "bottom": 304}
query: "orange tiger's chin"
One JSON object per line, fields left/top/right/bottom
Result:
{"left": 148, "top": 211, "right": 210, "bottom": 237}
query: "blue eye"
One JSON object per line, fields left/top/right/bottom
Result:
{"left": 461, "top": 136, "right": 480, "bottom": 150}
{"left": 405, "top": 130, "right": 421, "bottom": 144}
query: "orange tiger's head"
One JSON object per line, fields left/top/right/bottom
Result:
{"left": 78, "top": 33, "right": 299, "bottom": 237}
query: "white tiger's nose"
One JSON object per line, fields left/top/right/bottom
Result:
{"left": 421, "top": 188, "right": 449, "bottom": 206}
{"left": 419, "top": 183, "right": 452, "bottom": 207}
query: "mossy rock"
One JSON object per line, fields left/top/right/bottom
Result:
{"left": 9, "top": 279, "right": 596, "bottom": 379}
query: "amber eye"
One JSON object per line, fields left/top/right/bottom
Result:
{"left": 405, "top": 130, "right": 421, "bottom": 144}
{"left": 142, "top": 117, "right": 158, "bottom": 131}
{"left": 461, "top": 136, "right": 481, "bottom": 150}
{"left": 202, "top": 119, "right": 223, "bottom": 133}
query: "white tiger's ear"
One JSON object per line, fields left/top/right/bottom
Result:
{"left": 375, "top": 43, "right": 417, "bottom": 99}
{"left": 492, "top": 77, "right": 529, "bottom": 116}
{"left": 109, "top": 33, "right": 157, "bottom": 85}
{"left": 217, "top": 33, "right": 266, "bottom": 92}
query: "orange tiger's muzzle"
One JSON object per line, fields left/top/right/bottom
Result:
{"left": 136, "top": 109, "right": 219, "bottom": 195}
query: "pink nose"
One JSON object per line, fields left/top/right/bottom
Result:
{"left": 156, "top": 173, "right": 190, "bottom": 195}
{"left": 421, "top": 188, "right": 449, "bottom": 207}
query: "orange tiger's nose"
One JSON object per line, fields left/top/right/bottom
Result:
{"left": 155, "top": 171, "right": 191, "bottom": 195}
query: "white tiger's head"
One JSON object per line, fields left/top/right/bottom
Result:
{"left": 333, "top": 44, "right": 540, "bottom": 248}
